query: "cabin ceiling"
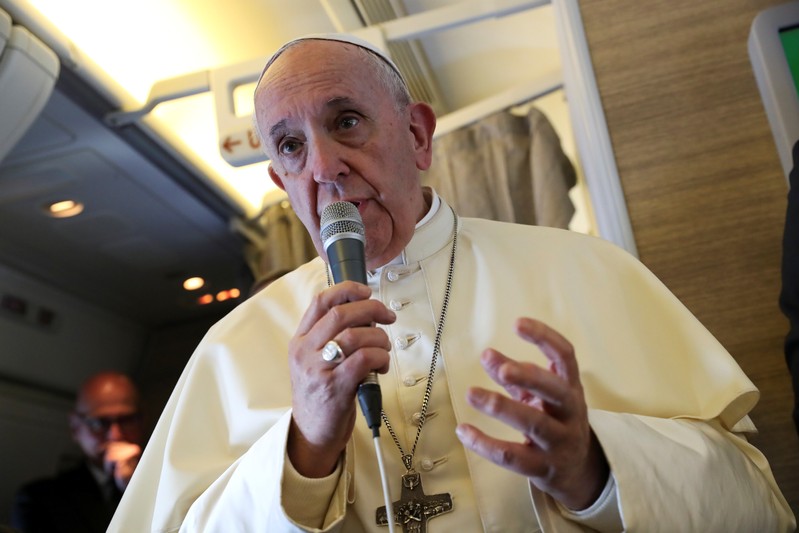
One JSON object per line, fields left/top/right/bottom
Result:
{"left": 0, "top": 0, "right": 559, "bottom": 327}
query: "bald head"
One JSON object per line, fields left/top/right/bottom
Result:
{"left": 75, "top": 371, "right": 139, "bottom": 414}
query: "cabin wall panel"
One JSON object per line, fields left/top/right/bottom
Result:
{"left": 0, "top": 382, "right": 77, "bottom": 524}
{"left": 0, "top": 263, "right": 146, "bottom": 391}
{"left": 578, "top": 0, "right": 799, "bottom": 513}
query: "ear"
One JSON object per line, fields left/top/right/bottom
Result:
{"left": 408, "top": 102, "right": 437, "bottom": 171}
{"left": 268, "top": 162, "right": 286, "bottom": 191}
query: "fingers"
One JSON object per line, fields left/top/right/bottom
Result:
{"left": 297, "top": 282, "right": 388, "bottom": 336}
{"left": 514, "top": 317, "right": 579, "bottom": 386}
{"left": 456, "top": 423, "right": 544, "bottom": 478}
{"left": 480, "top": 349, "right": 569, "bottom": 411}
{"left": 330, "top": 326, "right": 393, "bottom": 385}
{"left": 293, "top": 281, "right": 395, "bottom": 377}
{"left": 105, "top": 442, "right": 142, "bottom": 463}
{"left": 104, "top": 442, "right": 142, "bottom": 485}
{"left": 460, "top": 317, "right": 606, "bottom": 510}
{"left": 465, "top": 386, "right": 564, "bottom": 450}
{"left": 287, "top": 282, "right": 395, "bottom": 476}
{"left": 303, "top": 281, "right": 395, "bottom": 358}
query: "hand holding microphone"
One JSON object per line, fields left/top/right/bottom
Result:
{"left": 284, "top": 202, "right": 394, "bottom": 478}
{"left": 320, "top": 201, "right": 383, "bottom": 437}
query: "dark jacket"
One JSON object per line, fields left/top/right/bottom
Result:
{"left": 780, "top": 139, "right": 799, "bottom": 434}
{"left": 11, "top": 461, "right": 120, "bottom": 533}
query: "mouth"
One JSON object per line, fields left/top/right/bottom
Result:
{"left": 318, "top": 199, "right": 366, "bottom": 219}
{"left": 346, "top": 199, "right": 367, "bottom": 216}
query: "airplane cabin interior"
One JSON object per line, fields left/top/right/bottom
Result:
{"left": 1, "top": 0, "right": 798, "bottom": 526}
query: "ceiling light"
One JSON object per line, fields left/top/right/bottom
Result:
{"left": 45, "top": 200, "right": 84, "bottom": 218}
{"left": 183, "top": 276, "right": 205, "bottom": 290}
{"left": 27, "top": 0, "right": 279, "bottom": 216}
{"left": 215, "top": 288, "right": 242, "bottom": 302}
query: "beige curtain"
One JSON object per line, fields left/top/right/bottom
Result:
{"left": 422, "top": 105, "right": 576, "bottom": 229}
{"left": 237, "top": 200, "right": 317, "bottom": 294}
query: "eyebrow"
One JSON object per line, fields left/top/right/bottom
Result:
{"left": 269, "top": 119, "right": 289, "bottom": 139}
{"left": 326, "top": 96, "right": 355, "bottom": 108}
{"left": 266, "top": 96, "right": 362, "bottom": 140}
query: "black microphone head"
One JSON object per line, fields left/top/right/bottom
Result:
{"left": 320, "top": 201, "right": 365, "bottom": 249}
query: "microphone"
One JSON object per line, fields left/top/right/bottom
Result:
{"left": 320, "top": 201, "right": 382, "bottom": 437}
{"left": 320, "top": 201, "right": 368, "bottom": 285}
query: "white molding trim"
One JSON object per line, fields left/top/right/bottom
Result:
{"left": 553, "top": 0, "right": 638, "bottom": 256}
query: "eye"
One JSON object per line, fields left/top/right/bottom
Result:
{"left": 339, "top": 116, "right": 359, "bottom": 130}
{"left": 278, "top": 138, "right": 302, "bottom": 156}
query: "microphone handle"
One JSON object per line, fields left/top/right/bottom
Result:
{"left": 325, "top": 237, "right": 382, "bottom": 436}
{"left": 327, "top": 238, "right": 367, "bottom": 285}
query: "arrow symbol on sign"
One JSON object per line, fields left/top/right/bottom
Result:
{"left": 222, "top": 136, "right": 242, "bottom": 153}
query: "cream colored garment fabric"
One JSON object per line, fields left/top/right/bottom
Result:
{"left": 422, "top": 106, "right": 576, "bottom": 229}
{"left": 109, "top": 196, "right": 794, "bottom": 532}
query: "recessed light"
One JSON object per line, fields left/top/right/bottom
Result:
{"left": 215, "top": 288, "right": 242, "bottom": 302}
{"left": 45, "top": 200, "right": 84, "bottom": 218}
{"left": 183, "top": 276, "right": 205, "bottom": 291}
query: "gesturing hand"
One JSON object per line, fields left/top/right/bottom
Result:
{"left": 456, "top": 317, "right": 609, "bottom": 510}
{"left": 287, "top": 281, "right": 396, "bottom": 478}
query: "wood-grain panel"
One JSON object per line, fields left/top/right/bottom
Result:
{"left": 578, "top": 0, "right": 799, "bottom": 514}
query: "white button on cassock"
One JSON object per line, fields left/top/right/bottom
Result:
{"left": 389, "top": 298, "right": 410, "bottom": 311}
{"left": 403, "top": 376, "right": 419, "bottom": 387}
{"left": 385, "top": 265, "right": 420, "bottom": 282}
{"left": 395, "top": 333, "right": 421, "bottom": 351}
{"left": 410, "top": 411, "right": 437, "bottom": 426}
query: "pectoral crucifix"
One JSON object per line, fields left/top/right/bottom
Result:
{"left": 376, "top": 472, "right": 453, "bottom": 533}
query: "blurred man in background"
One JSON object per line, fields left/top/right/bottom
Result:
{"left": 11, "top": 371, "right": 143, "bottom": 533}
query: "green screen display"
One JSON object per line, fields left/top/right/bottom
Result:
{"left": 781, "top": 25, "right": 799, "bottom": 98}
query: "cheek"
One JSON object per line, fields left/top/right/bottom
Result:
{"left": 76, "top": 430, "right": 102, "bottom": 449}
{"left": 280, "top": 185, "right": 320, "bottom": 240}
{"left": 280, "top": 179, "right": 314, "bottom": 211}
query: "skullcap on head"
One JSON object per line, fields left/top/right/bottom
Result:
{"left": 255, "top": 33, "right": 407, "bottom": 91}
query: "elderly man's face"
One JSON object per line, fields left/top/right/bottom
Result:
{"left": 255, "top": 40, "right": 435, "bottom": 269}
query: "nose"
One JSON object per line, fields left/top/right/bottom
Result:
{"left": 106, "top": 421, "right": 124, "bottom": 441}
{"left": 308, "top": 134, "right": 348, "bottom": 184}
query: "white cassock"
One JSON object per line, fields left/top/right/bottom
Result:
{"left": 109, "top": 191, "right": 794, "bottom": 532}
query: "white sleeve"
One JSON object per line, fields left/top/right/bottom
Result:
{"left": 179, "top": 411, "right": 350, "bottom": 533}
{"left": 556, "top": 472, "right": 623, "bottom": 532}
{"left": 531, "top": 410, "right": 795, "bottom": 532}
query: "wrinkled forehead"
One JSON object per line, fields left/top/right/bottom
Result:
{"left": 255, "top": 33, "right": 406, "bottom": 95}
